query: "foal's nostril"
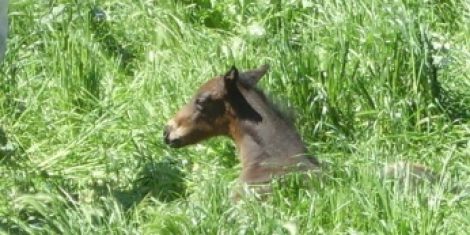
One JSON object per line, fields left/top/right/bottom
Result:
{"left": 163, "top": 125, "right": 183, "bottom": 147}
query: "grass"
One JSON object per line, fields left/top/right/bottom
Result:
{"left": 1, "top": 0, "right": 470, "bottom": 234}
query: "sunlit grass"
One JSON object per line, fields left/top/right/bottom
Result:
{"left": 1, "top": 0, "right": 469, "bottom": 234}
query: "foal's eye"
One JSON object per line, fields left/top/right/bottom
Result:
{"left": 195, "top": 96, "right": 209, "bottom": 111}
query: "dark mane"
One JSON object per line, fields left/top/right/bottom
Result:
{"left": 226, "top": 80, "right": 263, "bottom": 123}
{"left": 237, "top": 77, "right": 296, "bottom": 127}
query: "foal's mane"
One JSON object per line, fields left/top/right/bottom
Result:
{"left": 235, "top": 77, "right": 296, "bottom": 127}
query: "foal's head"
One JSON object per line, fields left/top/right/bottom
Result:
{"left": 164, "top": 65, "right": 269, "bottom": 148}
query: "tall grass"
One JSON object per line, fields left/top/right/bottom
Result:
{"left": 1, "top": 0, "right": 469, "bottom": 234}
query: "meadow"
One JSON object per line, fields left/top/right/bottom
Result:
{"left": 1, "top": 0, "right": 470, "bottom": 234}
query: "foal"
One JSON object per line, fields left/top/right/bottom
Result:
{"left": 164, "top": 65, "right": 320, "bottom": 195}
{"left": 164, "top": 65, "right": 437, "bottom": 198}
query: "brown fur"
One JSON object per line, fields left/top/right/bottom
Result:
{"left": 164, "top": 65, "right": 438, "bottom": 199}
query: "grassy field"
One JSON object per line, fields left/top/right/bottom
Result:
{"left": 1, "top": 0, "right": 470, "bottom": 234}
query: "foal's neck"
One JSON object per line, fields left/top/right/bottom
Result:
{"left": 229, "top": 88, "right": 319, "bottom": 184}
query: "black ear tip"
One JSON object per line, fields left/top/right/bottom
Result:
{"left": 224, "top": 65, "right": 239, "bottom": 81}
{"left": 230, "top": 65, "right": 238, "bottom": 73}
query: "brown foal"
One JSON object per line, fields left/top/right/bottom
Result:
{"left": 163, "top": 65, "right": 437, "bottom": 198}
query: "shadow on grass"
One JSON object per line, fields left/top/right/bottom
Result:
{"left": 95, "top": 159, "right": 187, "bottom": 210}
{"left": 89, "top": 6, "right": 136, "bottom": 75}
{"left": 439, "top": 89, "right": 470, "bottom": 123}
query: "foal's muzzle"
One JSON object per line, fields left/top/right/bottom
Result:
{"left": 163, "top": 125, "right": 182, "bottom": 148}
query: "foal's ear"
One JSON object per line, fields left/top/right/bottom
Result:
{"left": 224, "top": 65, "right": 239, "bottom": 82}
{"left": 239, "top": 64, "right": 269, "bottom": 86}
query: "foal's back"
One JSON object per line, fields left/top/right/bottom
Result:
{"left": 235, "top": 83, "right": 320, "bottom": 183}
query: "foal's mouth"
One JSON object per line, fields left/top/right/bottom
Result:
{"left": 166, "top": 139, "right": 184, "bottom": 148}
{"left": 163, "top": 128, "right": 184, "bottom": 148}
